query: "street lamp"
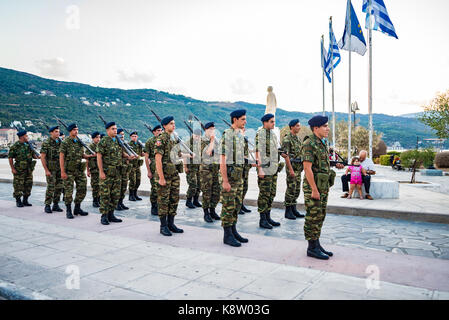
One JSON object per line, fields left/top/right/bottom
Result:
{"left": 351, "top": 101, "right": 359, "bottom": 132}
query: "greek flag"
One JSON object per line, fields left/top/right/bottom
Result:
{"left": 324, "top": 21, "right": 341, "bottom": 83}
{"left": 362, "top": 0, "right": 398, "bottom": 39}
{"left": 321, "top": 36, "right": 330, "bottom": 81}
{"left": 338, "top": 0, "right": 367, "bottom": 56}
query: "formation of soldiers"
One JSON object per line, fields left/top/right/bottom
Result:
{"left": 8, "top": 111, "right": 338, "bottom": 260}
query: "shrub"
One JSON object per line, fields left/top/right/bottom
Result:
{"left": 374, "top": 157, "right": 380, "bottom": 164}
{"left": 380, "top": 155, "right": 391, "bottom": 166}
{"left": 387, "top": 151, "right": 402, "bottom": 157}
{"left": 373, "top": 140, "right": 387, "bottom": 158}
{"left": 400, "top": 148, "right": 436, "bottom": 183}
{"left": 435, "top": 151, "right": 449, "bottom": 168}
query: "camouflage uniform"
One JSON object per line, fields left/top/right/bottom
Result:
{"left": 255, "top": 128, "right": 281, "bottom": 213}
{"left": 199, "top": 136, "right": 220, "bottom": 209}
{"left": 220, "top": 128, "right": 245, "bottom": 227}
{"left": 87, "top": 142, "right": 100, "bottom": 200}
{"left": 301, "top": 134, "right": 335, "bottom": 240}
{"left": 97, "top": 136, "right": 122, "bottom": 215}
{"left": 60, "top": 137, "right": 87, "bottom": 205}
{"left": 186, "top": 135, "right": 201, "bottom": 199}
{"left": 282, "top": 132, "right": 303, "bottom": 206}
{"left": 41, "top": 137, "right": 63, "bottom": 205}
{"left": 128, "top": 140, "right": 143, "bottom": 192}
{"left": 119, "top": 146, "right": 131, "bottom": 201}
{"left": 155, "top": 132, "right": 182, "bottom": 217}
{"left": 242, "top": 137, "right": 252, "bottom": 202}
{"left": 145, "top": 136, "right": 158, "bottom": 204}
{"left": 9, "top": 141, "right": 36, "bottom": 198}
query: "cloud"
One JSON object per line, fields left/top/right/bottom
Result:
{"left": 35, "top": 57, "right": 69, "bottom": 78}
{"left": 230, "top": 78, "right": 255, "bottom": 95}
{"left": 117, "top": 70, "right": 156, "bottom": 85}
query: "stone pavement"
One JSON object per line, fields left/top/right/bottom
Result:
{"left": 0, "top": 199, "right": 449, "bottom": 300}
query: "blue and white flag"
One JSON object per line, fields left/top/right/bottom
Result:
{"left": 324, "top": 20, "right": 341, "bottom": 83}
{"left": 321, "top": 36, "right": 332, "bottom": 82}
{"left": 338, "top": 0, "right": 367, "bottom": 56}
{"left": 362, "top": 0, "right": 398, "bottom": 39}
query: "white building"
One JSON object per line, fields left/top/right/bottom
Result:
{"left": 0, "top": 128, "right": 18, "bottom": 144}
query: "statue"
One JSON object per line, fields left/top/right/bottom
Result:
{"left": 265, "top": 86, "right": 277, "bottom": 115}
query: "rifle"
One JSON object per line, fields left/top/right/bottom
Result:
{"left": 191, "top": 115, "right": 206, "bottom": 132}
{"left": 97, "top": 115, "right": 137, "bottom": 157}
{"left": 12, "top": 124, "right": 40, "bottom": 158}
{"left": 183, "top": 120, "right": 193, "bottom": 134}
{"left": 221, "top": 118, "right": 257, "bottom": 162}
{"left": 54, "top": 117, "right": 96, "bottom": 154}
{"left": 122, "top": 127, "right": 145, "bottom": 150}
{"left": 39, "top": 118, "right": 62, "bottom": 143}
{"left": 149, "top": 108, "right": 194, "bottom": 156}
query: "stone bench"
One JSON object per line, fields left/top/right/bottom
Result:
{"left": 420, "top": 169, "right": 443, "bottom": 176}
{"left": 353, "top": 178, "right": 399, "bottom": 199}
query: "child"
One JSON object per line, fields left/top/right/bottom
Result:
{"left": 345, "top": 157, "right": 367, "bottom": 200}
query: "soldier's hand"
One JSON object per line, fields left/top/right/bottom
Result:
{"left": 11, "top": 168, "right": 17, "bottom": 175}
{"left": 289, "top": 169, "right": 295, "bottom": 177}
{"left": 185, "top": 167, "right": 189, "bottom": 173}
{"left": 61, "top": 172, "right": 68, "bottom": 180}
{"left": 258, "top": 169, "right": 265, "bottom": 179}
{"left": 45, "top": 170, "right": 52, "bottom": 177}
{"left": 148, "top": 171, "right": 153, "bottom": 179}
{"left": 100, "top": 172, "right": 106, "bottom": 180}
{"left": 87, "top": 170, "right": 91, "bottom": 178}
{"left": 281, "top": 153, "right": 288, "bottom": 159}
{"left": 311, "top": 189, "right": 320, "bottom": 200}
{"left": 222, "top": 181, "right": 231, "bottom": 192}
{"left": 159, "top": 177, "right": 166, "bottom": 186}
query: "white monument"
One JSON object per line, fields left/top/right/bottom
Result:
{"left": 265, "top": 86, "right": 281, "bottom": 147}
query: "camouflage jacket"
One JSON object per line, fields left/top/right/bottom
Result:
{"left": 87, "top": 142, "right": 99, "bottom": 172}
{"left": 129, "top": 140, "right": 143, "bottom": 167}
{"left": 9, "top": 141, "right": 34, "bottom": 167}
{"left": 255, "top": 128, "right": 280, "bottom": 174}
{"left": 200, "top": 135, "right": 220, "bottom": 166}
{"left": 243, "top": 136, "right": 252, "bottom": 170}
{"left": 97, "top": 136, "right": 122, "bottom": 169}
{"left": 186, "top": 135, "right": 202, "bottom": 168}
{"left": 282, "top": 132, "right": 303, "bottom": 171}
{"left": 59, "top": 137, "right": 85, "bottom": 171}
{"left": 41, "top": 137, "right": 62, "bottom": 171}
{"left": 145, "top": 136, "right": 157, "bottom": 170}
{"left": 301, "top": 134, "right": 333, "bottom": 192}
{"left": 220, "top": 128, "right": 245, "bottom": 168}
{"left": 154, "top": 132, "right": 182, "bottom": 176}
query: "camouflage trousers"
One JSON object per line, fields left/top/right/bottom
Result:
{"left": 99, "top": 168, "right": 121, "bottom": 215}
{"left": 242, "top": 165, "right": 251, "bottom": 200}
{"left": 63, "top": 170, "right": 87, "bottom": 205}
{"left": 157, "top": 173, "right": 180, "bottom": 217}
{"left": 200, "top": 164, "right": 220, "bottom": 209}
{"left": 186, "top": 165, "right": 201, "bottom": 198}
{"left": 13, "top": 169, "right": 33, "bottom": 198}
{"left": 128, "top": 165, "right": 141, "bottom": 191}
{"left": 284, "top": 168, "right": 302, "bottom": 206}
{"left": 303, "top": 183, "right": 329, "bottom": 240}
{"left": 257, "top": 174, "right": 278, "bottom": 213}
{"left": 220, "top": 171, "right": 243, "bottom": 227}
{"left": 90, "top": 170, "right": 100, "bottom": 199}
{"left": 119, "top": 165, "right": 131, "bottom": 199}
{"left": 45, "top": 169, "right": 63, "bottom": 205}
{"left": 149, "top": 164, "right": 158, "bottom": 204}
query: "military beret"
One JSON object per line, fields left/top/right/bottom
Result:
{"left": 67, "top": 123, "right": 77, "bottom": 132}
{"left": 230, "top": 109, "right": 246, "bottom": 119}
{"left": 308, "top": 115, "right": 328, "bottom": 127}
{"left": 161, "top": 116, "right": 174, "bottom": 126}
{"left": 129, "top": 131, "right": 137, "bottom": 136}
{"left": 193, "top": 128, "right": 202, "bottom": 135}
{"left": 204, "top": 122, "right": 214, "bottom": 129}
{"left": 17, "top": 130, "right": 27, "bottom": 137}
{"left": 91, "top": 131, "right": 100, "bottom": 139}
{"left": 100, "top": 133, "right": 105, "bottom": 138}
{"left": 152, "top": 125, "right": 161, "bottom": 132}
{"left": 60, "top": 132, "right": 65, "bottom": 136}
{"left": 117, "top": 128, "right": 124, "bottom": 134}
{"left": 105, "top": 121, "right": 115, "bottom": 129}
{"left": 48, "top": 126, "right": 59, "bottom": 133}
{"left": 261, "top": 113, "right": 275, "bottom": 122}
{"left": 289, "top": 119, "right": 300, "bottom": 127}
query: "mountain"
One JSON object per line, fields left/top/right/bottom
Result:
{"left": 0, "top": 67, "right": 444, "bottom": 149}
{"left": 400, "top": 112, "right": 424, "bottom": 119}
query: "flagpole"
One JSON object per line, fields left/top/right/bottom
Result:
{"left": 347, "top": 0, "right": 352, "bottom": 161}
{"left": 330, "top": 16, "right": 336, "bottom": 161}
{"left": 321, "top": 35, "right": 326, "bottom": 116}
{"left": 368, "top": 0, "right": 373, "bottom": 159}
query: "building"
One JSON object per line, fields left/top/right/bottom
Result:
{"left": 0, "top": 128, "right": 18, "bottom": 144}
{"left": 27, "top": 132, "right": 43, "bottom": 141}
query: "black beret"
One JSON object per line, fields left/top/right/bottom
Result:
{"left": 105, "top": 121, "right": 115, "bottom": 129}
{"left": 261, "top": 113, "right": 275, "bottom": 122}
{"left": 161, "top": 116, "right": 174, "bottom": 126}
{"left": 17, "top": 130, "right": 27, "bottom": 137}
{"left": 152, "top": 125, "right": 162, "bottom": 132}
{"left": 67, "top": 123, "right": 77, "bottom": 132}
{"left": 91, "top": 131, "right": 100, "bottom": 139}
{"left": 48, "top": 126, "right": 59, "bottom": 133}
{"left": 230, "top": 109, "right": 246, "bottom": 119}
{"left": 289, "top": 119, "right": 300, "bottom": 127}
{"left": 100, "top": 133, "right": 105, "bottom": 138}
{"left": 117, "top": 128, "right": 124, "bottom": 134}
{"left": 204, "top": 122, "right": 214, "bottom": 129}
{"left": 308, "top": 115, "right": 328, "bottom": 127}
{"left": 193, "top": 128, "right": 202, "bottom": 135}
{"left": 129, "top": 131, "right": 138, "bottom": 136}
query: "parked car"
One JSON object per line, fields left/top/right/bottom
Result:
{"left": 0, "top": 149, "right": 8, "bottom": 158}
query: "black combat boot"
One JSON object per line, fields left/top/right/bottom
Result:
{"left": 66, "top": 204, "right": 74, "bottom": 219}
{"left": 292, "top": 206, "right": 305, "bottom": 218}
{"left": 203, "top": 208, "right": 213, "bottom": 223}
{"left": 151, "top": 202, "right": 158, "bottom": 216}
{"left": 238, "top": 207, "right": 245, "bottom": 215}
{"left": 22, "top": 196, "right": 32, "bottom": 206}
{"left": 116, "top": 200, "right": 123, "bottom": 211}
{"left": 167, "top": 215, "right": 184, "bottom": 233}
{"left": 101, "top": 214, "right": 109, "bottom": 225}
{"left": 159, "top": 216, "right": 172, "bottom": 236}
{"left": 266, "top": 211, "right": 280, "bottom": 227}
{"left": 16, "top": 197, "right": 24, "bottom": 208}
{"left": 259, "top": 212, "right": 273, "bottom": 229}
{"left": 223, "top": 226, "right": 241, "bottom": 247}
{"left": 52, "top": 202, "right": 63, "bottom": 212}
{"left": 74, "top": 203, "right": 88, "bottom": 216}
{"left": 129, "top": 190, "right": 137, "bottom": 201}
{"left": 284, "top": 206, "right": 297, "bottom": 220}
{"left": 317, "top": 239, "right": 333, "bottom": 257}
{"left": 119, "top": 199, "right": 129, "bottom": 210}
{"left": 209, "top": 207, "right": 220, "bottom": 220}
{"left": 241, "top": 204, "right": 251, "bottom": 213}
{"left": 108, "top": 211, "right": 122, "bottom": 223}
{"left": 44, "top": 204, "right": 52, "bottom": 214}
{"left": 306, "top": 240, "right": 329, "bottom": 260}
{"left": 193, "top": 195, "right": 202, "bottom": 207}
{"left": 231, "top": 223, "right": 248, "bottom": 243}
{"left": 92, "top": 198, "right": 100, "bottom": 208}
{"left": 134, "top": 190, "right": 142, "bottom": 201}
{"left": 185, "top": 197, "right": 195, "bottom": 208}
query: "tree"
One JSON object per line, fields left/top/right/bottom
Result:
{"left": 400, "top": 148, "right": 435, "bottom": 183}
{"left": 419, "top": 90, "right": 449, "bottom": 139}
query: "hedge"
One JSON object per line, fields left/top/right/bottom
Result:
{"left": 380, "top": 155, "right": 391, "bottom": 166}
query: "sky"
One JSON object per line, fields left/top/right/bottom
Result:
{"left": 1, "top": 0, "right": 448, "bottom": 116}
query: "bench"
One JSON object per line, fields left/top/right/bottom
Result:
{"left": 352, "top": 178, "right": 399, "bottom": 199}
{"left": 420, "top": 169, "right": 443, "bottom": 176}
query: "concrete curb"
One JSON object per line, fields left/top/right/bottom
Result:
{"left": 0, "top": 281, "right": 53, "bottom": 300}
{"left": 1, "top": 178, "right": 448, "bottom": 224}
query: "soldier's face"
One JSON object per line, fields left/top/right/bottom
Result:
{"left": 234, "top": 116, "right": 246, "bottom": 129}
{"left": 265, "top": 118, "right": 275, "bottom": 130}
{"left": 51, "top": 129, "right": 60, "bottom": 139}
{"left": 108, "top": 126, "right": 117, "bottom": 137}
{"left": 93, "top": 136, "right": 100, "bottom": 143}
{"left": 316, "top": 124, "right": 330, "bottom": 138}
{"left": 292, "top": 123, "right": 301, "bottom": 134}
{"left": 206, "top": 127, "right": 215, "bottom": 136}
{"left": 154, "top": 129, "right": 162, "bottom": 136}
{"left": 131, "top": 135, "right": 137, "bottom": 142}
{"left": 165, "top": 121, "right": 175, "bottom": 133}
{"left": 20, "top": 135, "right": 28, "bottom": 143}
{"left": 71, "top": 128, "right": 78, "bottom": 137}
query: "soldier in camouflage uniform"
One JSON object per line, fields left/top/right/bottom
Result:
{"left": 8, "top": 130, "right": 39, "bottom": 207}
{"left": 155, "top": 116, "right": 184, "bottom": 236}
{"left": 220, "top": 109, "right": 248, "bottom": 247}
{"left": 59, "top": 123, "right": 89, "bottom": 219}
{"left": 255, "top": 114, "right": 285, "bottom": 229}
{"left": 97, "top": 122, "right": 123, "bottom": 225}
{"left": 282, "top": 119, "right": 305, "bottom": 220}
{"left": 199, "top": 122, "right": 221, "bottom": 222}
{"left": 302, "top": 115, "right": 337, "bottom": 260}
{"left": 185, "top": 129, "right": 202, "bottom": 209}
{"left": 128, "top": 131, "right": 144, "bottom": 201}
{"left": 116, "top": 128, "right": 132, "bottom": 211}
{"left": 144, "top": 125, "right": 162, "bottom": 215}
{"left": 239, "top": 127, "right": 254, "bottom": 214}
{"left": 40, "top": 126, "right": 63, "bottom": 213}
{"left": 86, "top": 131, "right": 101, "bottom": 208}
